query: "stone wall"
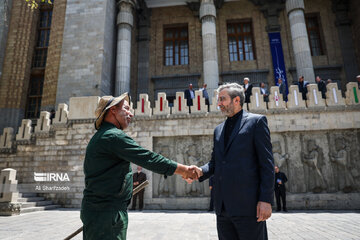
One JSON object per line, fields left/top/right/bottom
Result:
{"left": 0, "top": 84, "right": 360, "bottom": 210}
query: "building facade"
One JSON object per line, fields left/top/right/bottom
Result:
{"left": 0, "top": 0, "right": 359, "bottom": 130}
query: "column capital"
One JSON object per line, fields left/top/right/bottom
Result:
{"left": 200, "top": 0, "right": 216, "bottom": 20}
{"left": 117, "top": 0, "right": 136, "bottom": 27}
{"left": 259, "top": 2, "right": 285, "bottom": 32}
{"left": 332, "top": 0, "right": 351, "bottom": 26}
{"left": 286, "top": 0, "right": 304, "bottom": 16}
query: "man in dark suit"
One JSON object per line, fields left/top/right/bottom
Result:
{"left": 316, "top": 76, "right": 327, "bottom": 99}
{"left": 274, "top": 166, "right": 288, "bottom": 212}
{"left": 191, "top": 83, "right": 274, "bottom": 240}
{"left": 260, "top": 82, "right": 270, "bottom": 102}
{"left": 131, "top": 166, "right": 147, "bottom": 210}
{"left": 184, "top": 83, "right": 195, "bottom": 106}
{"left": 278, "top": 78, "right": 288, "bottom": 101}
{"left": 243, "top": 77, "right": 253, "bottom": 103}
{"left": 298, "top": 76, "right": 309, "bottom": 100}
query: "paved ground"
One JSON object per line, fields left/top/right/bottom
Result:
{"left": 0, "top": 209, "right": 359, "bottom": 240}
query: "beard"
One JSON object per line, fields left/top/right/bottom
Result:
{"left": 220, "top": 102, "right": 235, "bottom": 117}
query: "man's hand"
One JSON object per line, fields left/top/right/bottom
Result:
{"left": 256, "top": 201, "right": 272, "bottom": 222}
{"left": 184, "top": 165, "right": 203, "bottom": 184}
{"left": 133, "top": 181, "right": 139, "bottom": 186}
{"left": 174, "top": 164, "right": 199, "bottom": 180}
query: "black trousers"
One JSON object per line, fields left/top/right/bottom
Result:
{"left": 275, "top": 188, "right": 286, "bottom": 210}
{"left": 217, "top": 207, "right": 268, "bottom": 240}
{"left": 131, "top": 190, "right": 144, "bottom": 210}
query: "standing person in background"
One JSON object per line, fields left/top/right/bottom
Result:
{"left": 243, "top": 77, "right": 253, "bottom": 104}
{"left": 200, "top": 83, "right": 210, "bottom": 107}
{"left": 131, "top": 166, "right": 147, "bottom": 211}
{"left": 278, "top": 78, "right": 287, "bottom": 102}
{"left": 274, "top": 166, "right": 288, "bottom": 212}
{"left": 185, "top": 83, "right": 195, "bottom": 107}
{"left": 260, "top": 82, "right": 269, "bottom": 102}
{"left": 298, "top": 76, "right": 309, "bottom": 100}
{"left": 357, "top": 75, "right": 360, "bottom": 89}
{"left": 316, "top": 76, "right": 327, "bottom": 99}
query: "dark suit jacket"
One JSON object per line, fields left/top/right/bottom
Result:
{"left": 199, "top": 110, "right": 274, "bottom": 217}
{"left": 298, "top": 81, "right": 309, "bottom": 100}
{"left": 274, "top": 172, "right": 287, "bottom": 191}
{"left": 133, "top": 172, "right": 147, "bottom": 191}
{"left": 317, "top": 80, "right": 327, "bottom": 99}
{"left": 243, "top": 84, "right": 253, "bottom": 103}
{"left": 184, "top": 89, "right": 195, "bottom": 106}
{"left": 279, "top": 83, "right": 288, "bottom": 101}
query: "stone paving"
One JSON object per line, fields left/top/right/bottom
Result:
{"left": 0, "top": 209, "right": 359, "bottom": 240}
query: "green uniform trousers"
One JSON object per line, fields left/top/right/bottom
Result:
{"left": 81, "top": 209, "right": 128, "bottom": 240}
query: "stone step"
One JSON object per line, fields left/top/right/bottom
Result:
{"left": 17, "top": 197, "right": 45, "bottom": 203}
{"left": 21, "top": 200, "right": 54, "bottom": 208}
{"left": 18, "top": 193, "right": 37, "bottom": 198}
{"left": 20, "top": 205, "right": 61, "bottom": 214}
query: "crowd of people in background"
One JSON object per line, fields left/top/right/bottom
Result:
{"left": 183, "top": 74, "right": 360, "bottom": 107}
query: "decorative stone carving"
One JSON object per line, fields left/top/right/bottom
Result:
{"left": 15, "top": 119, "right": 32, "bottom": 141}
{"left": 272, "top": 140, "right": 289, "bottom": 170}
{"left": 172, "top": 92, "right": 188, "bottom": 115}
{"left": 190, "top": 90, "right": 207, "bottom": 114}
{"left": 325, "top": 83, "right": 345, "bottom": 107}
{"left": 345, "top": 82, "right": 360, "bottom": 105}
{"left": 0, "top": 127, "right": 14, "bottom": 149}
{"left": 248, "top": 87, "right": 267, "bottom": 111}
{"left": 268, "top": 86, "right": 286, "bottom": 109}
{"left": 0, "top": 168, "right": 20, "bottom": 216}
{"left": 153, "top": 92, "right": 170, "bottom": 115}
{"left": 306, "top": 84, "right": 326, "bottom": 109}
{"left": 330, "top": 137, "right": 355, "bottom": 192}
{"left": 135, "top": 94, "right": 152, "bottom": 117}
{"left": 302, "top": 140, "right": 327, "bottom": 193}
{"left": 286, "top": 85, "right": 306, "bottom": 109}
{"left": 53, "top": 103, "right": 69, "bottom": 124}
{"left": 35, "top": 111, "right": 51, "bottom": 133}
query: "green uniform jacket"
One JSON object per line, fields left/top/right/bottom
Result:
{"left": 82, "top": 122, "right": 178, "bottom": 211}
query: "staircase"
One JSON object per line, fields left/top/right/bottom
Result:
{"left": 17, "top": 193, "right": 61, "bottom": 214}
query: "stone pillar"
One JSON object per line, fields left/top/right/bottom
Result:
{"left": 136, "top": 0, "right": 151, "bottom": 97}
{"left": 0, "top": 0, "right": 13, "bottom": 81}
{"left": 286, "top": 0, "right": 315, "bottom": 83}
{"left": 116, "top": 0, "right": 135, "bottom": 95}
{"left": 332, "top": 0, "right": 359, "bottom": 83}
{"left": 199, "top": 0, "right": 219, "bottom": 102}
{"left": 0, "top": 168, "right": 20, "bottom": 216}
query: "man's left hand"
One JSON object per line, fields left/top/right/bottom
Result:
{"left": 256, "top": 201, "right": 272, "bottom": 222}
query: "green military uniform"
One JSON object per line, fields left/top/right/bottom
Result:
{"left": 81, "top": 122, "right": 177, "bottom": 240}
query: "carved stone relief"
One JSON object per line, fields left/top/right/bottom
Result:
{"left": 152, "top": 136, "right": 212, "bottom": 198}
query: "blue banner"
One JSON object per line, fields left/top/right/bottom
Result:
{"left": 268, "top": 32, "right": 288, "bottom": 96}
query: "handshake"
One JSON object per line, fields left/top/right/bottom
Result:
{"left": 175, "top": 164, "right": 203, "bottom": 184}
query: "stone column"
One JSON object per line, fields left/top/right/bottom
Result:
{"left": 332, "top": 0, "right": 359, "bottom": 83}
{"left": 136, "top": 0, "right": 151, "bottom": 97}
{"left": 116, "top": 0, "right": 135, "bottom": 95}
{"left": 286, "top": 0, "right": 315, "bottom": 83}
{"left": 199, "top": 0, "right": 219, "bottom": 101}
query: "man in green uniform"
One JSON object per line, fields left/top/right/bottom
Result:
{"left": 81, "top": 93, "right": 197, "bottom": 240}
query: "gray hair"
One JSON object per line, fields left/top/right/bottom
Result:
{"left": 217, "top": 83, "right": 245, "bottom": 107}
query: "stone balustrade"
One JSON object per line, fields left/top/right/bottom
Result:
{"left": 153, "top": 92, "right": 170, "bottom": 115}
{"left": 248, "top": 87, "right": 267, "bottom": 111}
{"left": 0, "top": 128, "right": 14, "bottom": 149}
{"left": 34, "top": 111, "right": 51, "bottom": 133}
{"left": 0, "top": 84, "right": 359, "bottom": 147}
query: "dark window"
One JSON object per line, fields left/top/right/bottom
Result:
{"left": 227, "top": 21, "right": 256, "bottom": 62}
{"left": 25, "top": 76, "right": 44, "bottom": 119}
{"left": 26, "top": 6, "right": 52, "bottom": 119}
{"left": 32, "top": 10, "right": 52, "bottom": 68}
{"left": 164, "top": 26, "right": 189, "bottom": 66}
{"left": 306, "top": 14, "right": 324, "bottom": 56}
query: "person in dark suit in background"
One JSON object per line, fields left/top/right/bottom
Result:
{"left": 357, "top": 75, "right": 360, "bottom": 89}
{"left": 190, "top": 83, "right": 274, "bottom": 240}
{"left": 260, "top": 82, "right": 269, "bottom": 102}
{"left": 131, "top": 166, "right": 147, "bottom": 210}
{"left": 184, "top": 83, "right": 195, "bottom": 107}
{"left": 208, "top": 176, "right": 214, "bottom": 212}
{"left": 298, "top": 76, "right": 309, "bottom": 100}
{"left": 316, "top": 76, "right": 327, "bottom": 99}
{"left": 278, "top": 78, "right": 288, "bottom": 101}
{"left": 274, "top": 166, "right": 288, "bottom": 212}
{"left": 243, "top": 77, "right": 253, "bottom": 103}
